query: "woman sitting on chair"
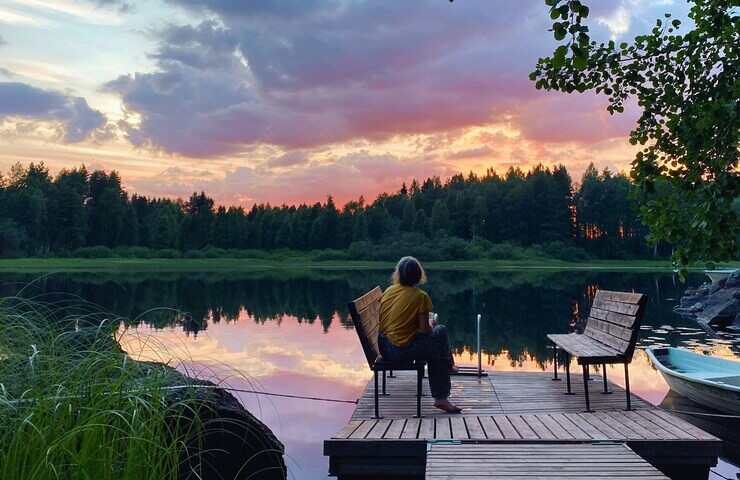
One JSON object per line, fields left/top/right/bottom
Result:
{"left": 378, "top": 256, "right": 461, "bottom": 413}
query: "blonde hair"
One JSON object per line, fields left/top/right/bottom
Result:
{"left": 391, "top": 256, "right": 427, "bottom": 286}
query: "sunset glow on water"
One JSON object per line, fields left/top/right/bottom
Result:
{"left": 98, "top": 269, "right": 739, "bottom": 479}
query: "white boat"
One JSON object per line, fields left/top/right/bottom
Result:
{"left": 704, "top": 269, "right": 736, "bottom": 285}
{"left": 646, "top": 347, "right": 740, "bottom": 415}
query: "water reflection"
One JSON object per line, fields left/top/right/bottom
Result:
{"left": 2, "top": 269, "right": 738, "bottom": 479}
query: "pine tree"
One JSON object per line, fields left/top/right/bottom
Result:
{"left": 401, "top": 200, "right": 416, "bottom": 232}
{"left": 431, "top": 199, "right": 450, "bottom": 235}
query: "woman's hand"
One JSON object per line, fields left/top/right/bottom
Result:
{"left": 418, "top": 312, "right": 433, "bottom": 333}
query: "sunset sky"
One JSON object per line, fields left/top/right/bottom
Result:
{"left": 0, "top": 0, "right": 690, "bottom": 206}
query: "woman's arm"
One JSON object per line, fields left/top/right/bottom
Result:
{"left": 417, "top": 312, "right": 432, "bottom": 333}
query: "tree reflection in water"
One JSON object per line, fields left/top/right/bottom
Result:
{"left": 2, "top": 269, "right": 735, "bottom": 366}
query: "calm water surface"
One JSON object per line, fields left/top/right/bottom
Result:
{"left": 2, "top": 269, "right": 739, "bottom": 479}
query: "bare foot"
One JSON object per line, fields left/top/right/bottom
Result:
{"left": 433, "top": 399, "right": 462, "bottom": 413}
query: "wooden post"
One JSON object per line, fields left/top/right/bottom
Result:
{"left": 624, "top": 363, "right": 632, "bottom": 411}
{"left": 416, "top": 366, "right": 423, "bottom": 418}
{"left": 582, "top": 365, "right": 592, "bottom": 412}
{"left": 602, "top": 363, "right": 611, "bottom": 394}
{"left": 477, "top": 314, "right": 482, "bottom": 376}
{"left": 374, "top": 369, "right": 381, "bottom": 419}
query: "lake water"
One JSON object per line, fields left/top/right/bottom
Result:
{"left": 2, "top": 269, "right": 739, "bottom": 479}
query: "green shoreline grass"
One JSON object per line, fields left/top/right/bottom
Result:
{"left": 0, "top": 257, "right": 737, "bottom": 273}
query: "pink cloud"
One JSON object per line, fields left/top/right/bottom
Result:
{"left": 517, "top": 93, "right": 639, "bottom": 144}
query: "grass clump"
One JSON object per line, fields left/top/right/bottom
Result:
{"left": 0, "top": 297, "right": 211, "bottom": 480}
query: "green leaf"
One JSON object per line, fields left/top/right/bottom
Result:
{"left": 553, "top": 45, "right": 568, "bottom": 68}
{"left": 573, "top": 54, "right": 587, "bottom": 70}
{"left": 554, "top": 25, "right": 567, "bottom": 40}
{"left": 533, "top": 0, "right": 740, "bottom": 266}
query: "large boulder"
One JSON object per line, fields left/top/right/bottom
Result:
{"left": 61, "top": 326, "right": 287, "bottom": 480}
{"left": 726, "top": 269, "right": 740, "bottom": 288}
{"left": 133, "top": 361, "right": 287, "bottom": 480}
{"left": 675, "top": 269, "right": 740, "bottom": 327}
{"left": 176, "top": 378, "right": 287, "bottom": 480}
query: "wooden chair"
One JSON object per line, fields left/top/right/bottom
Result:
{"left": 348, "top": 286, "right": 425, "bottom": 419}
{"left": 547, "top": 290, "right": 647, "bottom": 412}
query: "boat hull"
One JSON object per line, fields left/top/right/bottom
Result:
{"left": 661, "top": 369, "right": 740, "bottom": 415}
{"left": 646, "top": 347, "right": 740, "bottom": 416}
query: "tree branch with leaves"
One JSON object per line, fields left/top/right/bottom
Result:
{"left": 531, "top": 0, "right": 739, "bottom": 267}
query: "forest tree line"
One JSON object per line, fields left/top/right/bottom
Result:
{"left": 0, "top": 162, "right": 663, "bottom": 261}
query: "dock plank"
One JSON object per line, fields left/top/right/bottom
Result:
{"left": 383, "top": 418, "right": 405, "bottom": 439}
{"left": 520, "top": 413, "right": 556, "bottom": 440}
{"left": 400, "top": 417, "right": 419, "bottom": 439}
{"left": 464, "top": 416, "right": 486, "bottom": 440}
{"left": 419, "top": 417, "right": 435, "bottom": 439}
{"left": 426, "top": 443, "right": 670, "bottom": 479}
{"left": 478, "top": 416, "right": 503, "bottom": 439}
{"left": 436, "top": 417, "right": 453, "bottom": 439}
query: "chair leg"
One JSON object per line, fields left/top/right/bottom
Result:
{"left": 552, "top": 344, "right": 560, "bottom": 381}
{"left": 602, "top": 363, "right": 611, "bottom": 394}
{"left": 624, "top": 363, "right": 632, "bottom": 411}
{"left": 374, "top": 369, "right": 381, "bottom": 419}
{"left": 389, "top": 370, "right": 394, "bottom": 378}
{"left": 582, "top": 365, "right": 592, "bottom": 412}
{"left": 564, "top": 354, "right": 573, "bottom": 395}
{"left": 416, "top": 367, "right": 423, "bottom": 418}
{"left": 382, "top": 369, "right": 387, "bottom": 395}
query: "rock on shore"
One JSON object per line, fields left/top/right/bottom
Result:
{"left": 174, "top": 377, "right": 287, "bottom": 480}
{"left": 675, "top": 269, "right": 740, "bottom": 326}
{"left": 134, "top": 361, "right": 288, "bottom": 480}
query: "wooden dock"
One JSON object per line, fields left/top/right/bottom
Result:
{"left": 426, "top": 443, "right": 670, "bottom": 479}
{"left": 324, "top": 371, "right": 722, "bottom": 479}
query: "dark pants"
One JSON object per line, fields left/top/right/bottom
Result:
{"left": 379, "top": 325, "right": 454, "bottom": 400}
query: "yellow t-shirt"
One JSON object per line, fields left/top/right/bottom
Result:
{"left": 379, "top": 284, "right": 433, "bottom": 348}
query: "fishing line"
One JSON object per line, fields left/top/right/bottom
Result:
{"left": 662, "top": 408, "right": 740, "bottom": 419}
{"left": 159, "top": 384, "right": 359, "bottom": 404}
{"left": 1, "top": 384, "right": 359, "bottom": 406}
{"left": 216, "top": 386, "right": 358, "bottom": 404}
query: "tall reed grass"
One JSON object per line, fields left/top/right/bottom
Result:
{"left": 0, "top": 295, "right": 220, "bottom": 479}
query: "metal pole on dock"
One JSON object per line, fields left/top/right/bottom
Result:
{"left": 476, "top": 314, "right": 482, "bottom": 376}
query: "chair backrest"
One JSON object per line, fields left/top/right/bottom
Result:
{"left": 348, "top": 286, "right": 383, "bottom": 369}
{"left": 583, "top": 290, "right": 648, "bottom": 361}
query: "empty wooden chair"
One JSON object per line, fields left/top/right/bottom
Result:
{"left": 348, "top": 286, "right": 425, "bottom": 419}
{"left": 547, "top": 290, "right": 647, "bottom": 411}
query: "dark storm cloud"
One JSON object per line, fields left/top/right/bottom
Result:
{"left": 105, "top": 0, "right": 667, "bottom": 157}
{"left": 164, "top": 0, "right": 338, "bottom": 19}
{"left": 0, "top": 82, "right": 107, "bottom": 142}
